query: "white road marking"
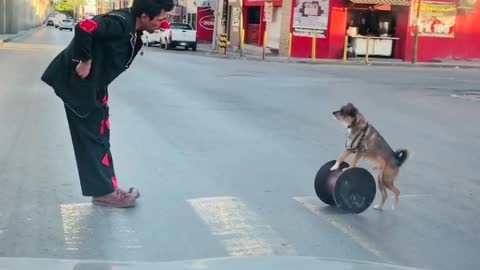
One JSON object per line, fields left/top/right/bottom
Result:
{"left": 60, "top": 203, "right": 92, "bottom": 251}
{"left": 60, "top": 203, "right": 142, "bottom": 252}
{"left": 293, "top": 196, "right": 383, "bottom": 258}
{"left": 188, "top": 196, "right": 295, "bottom": 257}
{"left": 0, "top": 43, "right": 61, "bottom": 50}
{"left": 399, "top": 194, "right": 432, "bottom": 198}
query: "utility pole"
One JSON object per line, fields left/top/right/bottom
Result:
{"left": 412, "top": 0, "right": 422, "bottom": 64}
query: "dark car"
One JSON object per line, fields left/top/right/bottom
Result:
{"left": 46, "top": 20, "right": 54, "bottom": 27}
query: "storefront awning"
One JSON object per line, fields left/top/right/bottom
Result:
{"left": 349, "top": 0, "right": 411, "bottom": 6}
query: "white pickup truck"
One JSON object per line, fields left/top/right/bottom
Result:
{"left": 161, "top": 23, "right": 197, "bottom": 51}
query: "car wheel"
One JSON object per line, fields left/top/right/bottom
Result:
{"left": 192, "top": 44, "right": 197, "bottom": 51}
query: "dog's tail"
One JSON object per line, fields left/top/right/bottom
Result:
{"left": 394, "top": 149, "right": 410, "bottom": 167}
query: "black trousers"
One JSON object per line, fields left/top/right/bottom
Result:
{"left": 65, "top": 89, "right": 118, "bottom": 197}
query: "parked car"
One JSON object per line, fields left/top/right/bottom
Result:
{"left": 142, "top": 29, "right": 163, "bottom": 47}
{"left": 160, "top": 22, "right": 197, "bottom": 51}
{"left": 59, "top": 19, "right": 75, "bottom": 31}
{"left": 46, "top": 19, "right": 54, "bottom": 27}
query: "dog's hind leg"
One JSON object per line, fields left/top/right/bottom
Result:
{"left": 383, "top": 169, "right": 400, "bottom": 210}
{"left": 385, "top": 182, "right": 400, "bottom": 210}
{"left": 374, "top": 173, "right": 387, "bottom": 210}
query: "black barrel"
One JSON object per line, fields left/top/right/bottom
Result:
{"left": 314, "top": 160, "right": 376, "bottom": 214}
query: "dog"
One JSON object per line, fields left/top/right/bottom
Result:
{"left": 331, "top": 103, "right": 409, "bottom": 210}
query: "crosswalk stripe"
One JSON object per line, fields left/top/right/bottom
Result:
{"left": 188, "top": 196, "right": 295, "bottom": 257}
{"left": 60, "top": 203, "right": 92, "bottom": 251}
{"left": 293, "top": 196, "right": 383, "bottom": 258}
{"left": 0, "top": 43, "right": 61, "bottom": 51}
{"left": 60, "top": 203, "right": 142, "bottom": 252}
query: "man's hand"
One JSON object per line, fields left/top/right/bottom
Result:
{"left": 76, "top": 60, "right": 92, "bottom": 79}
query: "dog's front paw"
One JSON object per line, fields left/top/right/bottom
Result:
{"left": 330, "top": 163, "right": 340, "bottom": 171}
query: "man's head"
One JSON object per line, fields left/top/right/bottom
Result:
{"left": 131, "top": 0, "right": 174, "bottom": 33}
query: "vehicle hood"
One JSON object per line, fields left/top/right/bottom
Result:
{"left": 0, "top": 256, "right": 425, "bottom": 270}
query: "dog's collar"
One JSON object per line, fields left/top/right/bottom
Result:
{"left": 348, "top": 116, "right": 357, "bottom": 128}
{"left": 345, "top": 123, "right": 369, "bottom": 150}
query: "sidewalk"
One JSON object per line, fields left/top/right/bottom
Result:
{"left": 197, "top": 43, "right": 480, "bottom": 70}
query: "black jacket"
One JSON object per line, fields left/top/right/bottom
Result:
{"left": 41, "top": 8, "right": 143, "bottom": 117}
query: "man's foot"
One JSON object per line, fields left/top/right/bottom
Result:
{"left": 92, "top": 189, "right": 137, "bottom": 208}
{"left": 115, "top": 187, "right": 141, "bottom": 199}
{"left": 128, "top": 187, "right": 141, "bottom": 199}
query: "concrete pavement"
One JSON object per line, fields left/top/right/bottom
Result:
{"left": 1, "top": 26, "right": 480, "bottom": 270}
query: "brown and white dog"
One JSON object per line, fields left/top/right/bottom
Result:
{"left": 331, "top": 103, "right": 409, "bottom": 210}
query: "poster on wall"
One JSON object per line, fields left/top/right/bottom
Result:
{"left": 196, "top": 7, "right": 214, "bottom": 42}
{"left": 411, "top": 1, "right": 456, "bottom": 38}
{"left": 292, "top": 0, "right": 329, "bottom": 38}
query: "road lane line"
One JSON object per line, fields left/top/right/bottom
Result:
{"left": 188, "top": 196, "right": 295, "bottom": 257}
{"left": 293, "top": 196, "right": 383, "bottom": 258}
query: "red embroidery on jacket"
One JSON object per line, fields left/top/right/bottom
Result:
{"left": 79, "top": 19, "right": 98, "bottom": 33}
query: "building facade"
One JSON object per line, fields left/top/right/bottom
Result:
{"left": 0, "top": 0, "right": 51, "bottom": 34}
{"left": 214, "top": 0, "right": 480, "bottom": 62}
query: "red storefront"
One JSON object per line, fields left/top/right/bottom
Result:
{"left": 289, "top": 0, "right": 480, "bottom": 62}
{"left": 242, "top": 0, "right": 282, "bottom": 46}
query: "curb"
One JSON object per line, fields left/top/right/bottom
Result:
{"left": 0, "top": 27, "right": 39, "bottom": 43}
{"left": 201, "top": 51, "right": 480, "bottom": 70}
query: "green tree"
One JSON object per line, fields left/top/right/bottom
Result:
{"left": 54, "top": 0, "right": 87, "bottom": 19}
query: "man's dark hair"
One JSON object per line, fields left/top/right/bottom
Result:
{"left": 131, "top": 0, "right": 174, "bottom": 18}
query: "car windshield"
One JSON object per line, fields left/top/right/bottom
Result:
{"left": 2, "top": 4, "right": 480, "bottom": 270}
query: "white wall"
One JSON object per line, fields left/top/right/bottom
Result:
{"left": 266, "top": 7, "right": 282, "bottom": 50}
{"left": 187, "top": 0, "right": 197, "bottom": 14}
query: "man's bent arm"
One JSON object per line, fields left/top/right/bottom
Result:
{"left": 73, "top": 14, "right": 129, "bottom": 62}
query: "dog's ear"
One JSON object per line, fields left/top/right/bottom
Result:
{"left": 343, "top": 103, "right": 358, "bottom": 117}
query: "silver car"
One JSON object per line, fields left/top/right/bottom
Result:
{"left": 59, "top": 19, "right": 74, "bottom": 31}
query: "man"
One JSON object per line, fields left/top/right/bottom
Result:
{"left": 41, "top": 0, "right": 174, "bottom": 208}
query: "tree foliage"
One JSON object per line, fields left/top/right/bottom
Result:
{"left": 54, "top": 0, "right": 86, "bottom": 13}
{"left": 54, "top": 0, "right": 87, "bottom": 18}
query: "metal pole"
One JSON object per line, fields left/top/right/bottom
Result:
{"left": 262, "top": 30, "right": 267, "bottom": 60}
{"left": 342, "top": 34, "right": 348, "bottom": 62}
{"left": 365, "top": 36, "right": 370, "bottom": 63}
{"left": 238, "top": 0, "right": 244, "bottom": 57}
{"left": 211, "top": 0, "right": 220, "bottom": 51}
{"left": 412, "top": 0, "right": 422, "bottom": 64}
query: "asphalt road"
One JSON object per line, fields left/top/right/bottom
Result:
{"left": 1, "top": 26, "right": 479, "bottom": 270}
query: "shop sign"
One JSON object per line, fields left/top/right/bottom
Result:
{"left": 411, "top": 1, "right": 456, "bottom": 38}
{"left": 292, "top": 0, "right": 329, "bottom": 38}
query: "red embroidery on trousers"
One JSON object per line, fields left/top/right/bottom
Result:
{"left": 100, "top": 120, "right": 105, "bottom": 135}
{"left": 102, "top": 153, "right": 110, "bottom": 167}
{"left": 111, "top": 176, "right": 118, "bottom": 189}
{"left": 102, "top": 95, "right": 108, "bottom": 105}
